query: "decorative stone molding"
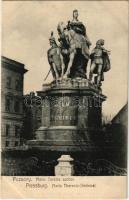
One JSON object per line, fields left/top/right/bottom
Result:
{"left": 55, "top": 155, "right": 74, "bottom": 176}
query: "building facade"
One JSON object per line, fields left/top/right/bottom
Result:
{"left": 1, "top": 56, "right": 28, "bottom": 149}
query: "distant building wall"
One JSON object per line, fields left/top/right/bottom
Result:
{"left": 111, "top": 104, "right": 128, "bottom": 127}
{"left": 104, "top": 103, "right": 128, "bottom": 168}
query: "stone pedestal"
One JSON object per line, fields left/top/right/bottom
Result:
{"left": 28, "top": 79, "right": 106, "bottom": 152}
{"left": 55, "top": 155, "right": 74, "bottom": 176}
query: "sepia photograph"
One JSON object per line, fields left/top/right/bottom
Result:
{"left": 0, "top": 0, "right": 128, "bottom": 198}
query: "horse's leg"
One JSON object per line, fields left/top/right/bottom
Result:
{"left": 63, "top": 51, "right": 75, "bottom": 78}
{"left": 61, "top": 63, "right": 65, "bottom": 78}
{"left": 60, "top": 54, "right": 65, "bottom": 78}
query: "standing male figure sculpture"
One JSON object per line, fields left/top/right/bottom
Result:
{"left": 89, "top": 39, "right": 111, "bottom": 86}
{"left": 47, "top": 32, "right": 65, "bottom": 81}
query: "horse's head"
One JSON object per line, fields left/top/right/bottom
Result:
{"left": 57, "top": 21, "right": 76, "bottom": 51}
{"left": 57, "top": 21, "right": 67, "bottom": 34}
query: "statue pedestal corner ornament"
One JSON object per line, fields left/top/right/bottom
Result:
{"left": 55, "top": 155, "right": 74, "bottom": 176}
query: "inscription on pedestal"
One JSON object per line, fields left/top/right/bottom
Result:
{"left": 50, "top": 96, "right": 78, "bottom": 126}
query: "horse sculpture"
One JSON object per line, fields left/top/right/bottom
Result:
{"left": 46, "top": 10, "right": 111, "bottom": 88}
{"left": 57, "top": 22, "right": 91, "bottom": 79}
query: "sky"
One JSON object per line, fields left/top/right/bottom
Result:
{"left": 2, "top": 1, "right": 128, "bottom": 117}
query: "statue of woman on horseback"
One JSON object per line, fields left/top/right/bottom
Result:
{"left": 57, "top": 9, "right": 92, "bottom": 79}
{"left": 46, "top": 10, "right": 111, "bottom": 88}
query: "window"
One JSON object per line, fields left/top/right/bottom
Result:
{"left": 5, "top": 97, "right": 11, "bottom": 112}
{"left": 14, "top": 100, "right": 20, "bottom": 113}
{"left": 15, "top": 141, "right": 19, "bottom": 146}
{"left": 15, "top": 126, "right": 20, "bottom": 137}
{"left": 6, "top": 124, "right": 10, "bottom": 136}
{"left": 6, "top": 141, "right": 9, "bottom": 147}
{"left": 6, "top": 77, "right": 11, "bottom": 88}
{"left": 15, "top": 79, "right": 22, "bottom": 91}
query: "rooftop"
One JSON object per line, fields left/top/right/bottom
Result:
{"left": 2, "top": 56, "right": 28, "bottom": 74}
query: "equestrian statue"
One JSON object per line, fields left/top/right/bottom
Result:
{"left": 46, "top": 10, "right": 111, "bottom": 87}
